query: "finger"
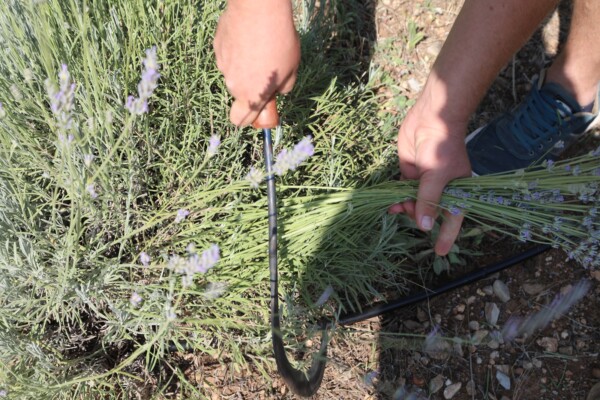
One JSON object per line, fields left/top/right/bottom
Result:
{"left": 279, "top": 68, "right": 298, "bottom": 94}
{"left": 435, "top": 210, "right": 464, "bottom": 256}
{"left": 230, "top": 98, "right": 262, "bottom": 127}
{"left": 398, "top": 159, "right": 418, "bottom": 180}
{"left": 388, "top": 200, "right": 415, "bottom": 219}
{"left": 415, "top": 172, "right": 447, "bottom": 232}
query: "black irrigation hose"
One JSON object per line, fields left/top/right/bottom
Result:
{"left": 336, "top": 244, "right": 552, "bottom": 326}
{"left": 261, "top": 129, "right": 553, "bottom": 396}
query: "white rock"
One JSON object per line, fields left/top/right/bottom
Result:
{"left": 430, "top": 375, "right": 445, "bottom": 394}
{"left": 536, "top": 337, "right": 558, "bottom": 353}
{"left": 496, "top": 371, "right": 511, "bottom": 390}
{"left": 466, "top": 380, "right": 476, "bottom": 396}
{"left": 493, "top": 280, "right": 511, "bottom": 303}
{"left": 443, "top": 382, "right": 462, "bottom": 399}
{"left": 468, "top": 321, "right": 480, "bottom": 331}
{"left": 522, "top": 283, "right": 545, "bottom": 295}
{"left": 472, "top": 330, "right": 489, "bottom": 345}
{"left": 485, "top": 302, "right": 500, "bottom": 326}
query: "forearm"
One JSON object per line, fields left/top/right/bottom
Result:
{"left": 421, "top": 0, "right": 558, "bottom": 126}
{"left": 224, "top": 0, "right": 294, "bottom": 23}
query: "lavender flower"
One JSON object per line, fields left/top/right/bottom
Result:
{"left": 165, "top": 304, "right": 177, "bottom": 321}
{"left": 140, "top": 251, "right": 151, "bottom": 266}
{"left": 273, "top": 136, "right": 315, "bottom": 176}
{"left": 207, "top": 135, "right": 221, "bottom": 157}
{"left": 174, "top": 208, "right": 190, "bottom": 223}
{"left": 314, "top": 285, "right": 334, "bottom": 307}
{"left": 204, "top": 282, "right": 229, "bottom": 299}
{"left": 246, "top": 167, "right": 264, "bottom": 188}
{"left": 46, "top": 64, "right": 76, "bottom": 132}
{"left": 126, "top": 46, "right": 160, "bottom": 115}
{"left": 168, "top": 244, "right": 220, "bottom": 287}
{"left": 84, "top": 154, "right": 95, "bottom": 167}
{"left": 130, "top": 292, "right": 142, "bottom": 307}
{"left": 86, "top": 183, "right": 98, "bottom": 199}
{"left": 0, "top": 389, "right": 7, "bottom": 397}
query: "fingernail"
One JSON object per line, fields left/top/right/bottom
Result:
{"left": 421, "top": 216, "right": 433, "bottom": 231}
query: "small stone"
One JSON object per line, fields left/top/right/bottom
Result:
{"left": 417, "top": 307, "right": 428, "bottom": 322}
{"left": 493, "top": 280, "right": 511, "bottom": 303}
{"left": 591, "top": 270, "right": 600, "bottom": 282}
{"left": 408, "top": 77, "right": 422, "bottom": 92}
{"left": 522, "top": 283, "right": 545, "bottom": 295}
{"left": 515, "top": 367, "right": 524, "bottom": 375}
{"left": 537, "top": 337, "right": 558, "bottom": 353}
{"left": 533, "top": 358, "right": 543, "bottom": 368}
{"left": 443, "top": 382, "right": 462, "bottom": 399}
{"left": 490, "top": 351, "right": 499, "bottom": 360}
{"left": 523, "top": 361, "right": 533, "bottom": 370}
{"left": 496, "top": 371, "right": 511, "bottom": 390}
{"left": 434, "top": 314, "right": 442, "bottom": 324}
{"left": 483, "top": 286, "right": 494, "bottom": 296}
{"left": 488, "top": 340, "right": 500, "bottom": 350}
{"left": 403, "top": 320, "right": 423, "bottom": 331}
{"left": 560, "top": 330, "right": 569, "bottom": 339}
{"left": 454, "top": 314, "right": 465, "bottom": 321}
{"left": 560, "top": 284, "right": 573, "bottom": 295}
{"left": 476, "top": 356, "right": 483, "bottom": 365}
{"left": 430, "top": 375, "right": 445, "bottom": 394}
{"left": 485, "top": 302, "right": 500, "bottom": 326}
{"left": 412, "top": 376, "right": 426, "bottom": 387}
{"left": 455, "top": 304, "right": 466, "bottom": 313}
{"left": 426, "top": 41, "right": 443, "bottom": 57}
{"left": 466, "top": 295, "right": 477, "bottom": 305}
{"left": 469, "top": 321, "right": 480, "bottom": 331}
{"left": 472, "top": 330, "right": 489, "bottom": 345}
{"left": 466, "top": 380, "right": 476, "bottom": 396}
{"left": 453, "top": 341, "right": 464, "bottom": 357}
{"left": 558, "top": 346, "right": 573, "bottom": 356}
{"left": 501, "top": 396, "right": 511, "bottom": 400}
{"left": 592, "top": 368, "right": 600, "bottom": 379}
{"left": 496, "top": 365, "right": 510, "bottom": 375}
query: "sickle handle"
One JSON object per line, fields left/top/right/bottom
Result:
{"left": 252, "top": 98, "right": 279, "bottom": 129}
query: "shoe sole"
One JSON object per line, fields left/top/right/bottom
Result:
{"left": 466, "top": 112, "right": 600, "bottom": 177}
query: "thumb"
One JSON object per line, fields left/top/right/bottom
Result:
{"left": 230, "top": 98, "right": 262, "bottom": 127}
{"left": 415, "top": 172, "right": 447, "bottom": 231}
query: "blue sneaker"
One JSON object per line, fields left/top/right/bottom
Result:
{"left": 466, "top": 71, "right": 600, "bottom": 175}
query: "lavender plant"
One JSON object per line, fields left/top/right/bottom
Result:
{"left": 1, "top": 0, "right": 597, "bottom": 398}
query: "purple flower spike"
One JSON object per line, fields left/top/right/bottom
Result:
{"left": 140, "top": 251, "right": 151, "bottom": 266}
{"left": 174, "top": 208, "right": 190, "bottom": 223}
{"left": 273, "top": 136, "right": 315, "bottom": 176}
{"left": 207, "top": 135, "right": 221, "bottom": 157}
{"left": 126, "top": 46, "right": 160, "bottom": 115}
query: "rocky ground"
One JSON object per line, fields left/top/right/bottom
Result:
{"left": 198, "top": 1, "right": 600, "bottom": 399}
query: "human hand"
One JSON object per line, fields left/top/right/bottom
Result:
{"left": 213, "top": 0, "right": 300, "bottom": 126}
{"left": 389, "top": 98, "right": 471, "bottom": 256}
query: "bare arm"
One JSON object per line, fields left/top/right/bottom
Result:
{"left": 392, "top": 0, "right": 557, "bottom": 255}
